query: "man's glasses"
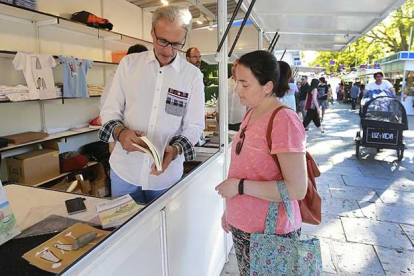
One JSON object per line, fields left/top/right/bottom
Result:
{"left": 153, "top": 28, "right": 186, "bottom": 50}
{"left": 235, "top": 126, "right": 247, "bottom": 155}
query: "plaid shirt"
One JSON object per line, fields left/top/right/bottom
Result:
{"left": 98, "top": 119, "right": 124, "bottom": 142}
{"left": 99, "top": 119, "right": 195, "bottom": 161}
{"left": 170, "top": 135, "right": 196, "bottom": 161}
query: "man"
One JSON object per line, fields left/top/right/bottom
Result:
{"left": 364, "top": 72, "right": 395, "bottom": 95}
{"left": 98, "top": 44, "right": 148, "bottom": 153}
{"left": 186, "top": 47, "right": 201, "bottom": 68}
{"left": 99, "top": 6, "right": 205, "bottom": 204}
{"left": 318, "top": 77, "right": 329, "bottom": 121}
{"left": 297, "top": 76, "right": 309, "bottom": 119}
{"left": 350, "top": 81, "right": 360, "bottom": 110}
{"left": 215, "top": 59, "right": 246, "bottom": 131}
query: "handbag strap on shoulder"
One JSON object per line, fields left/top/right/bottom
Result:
{"left": 264, "top": 106, "right": 297, "bottom": 235}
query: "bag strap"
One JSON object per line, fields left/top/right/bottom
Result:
{"left": 266, "top": 106, "right": 287, "bottom": 179}
{"left": 264, "top": 181, "right": 296, "bottom": 235}
{"left": 264, "top": 106, "right": 297, "bottom": 235}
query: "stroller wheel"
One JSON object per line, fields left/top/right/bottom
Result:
{"left": 397, "top": 149, "right": 404, "bottom": 161}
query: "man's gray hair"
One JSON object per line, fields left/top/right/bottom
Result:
{"left": 152, "top": 6, "right": 192, "bottom": 31}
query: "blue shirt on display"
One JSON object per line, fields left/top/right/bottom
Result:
{"left": 58, "top": 56, "right": 93, "bottom": 98}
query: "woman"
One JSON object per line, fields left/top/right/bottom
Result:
{"left": 278, "top": 60, "right": 297, "bottom": 110}
{"left": 215, "top": 51, "right": 307, "bottom": 276}
{"left": 303, "top": 79, "right": 325, "bottom": 133}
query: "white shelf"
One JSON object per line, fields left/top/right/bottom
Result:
{"left": 0, "top": 127, "right": 99, "bottom": 153}
{"left": 0, "top": 2, "right": 152, "bottom": 47}
{"left": 32, "top": 161, "right": 99, "bottom": 187}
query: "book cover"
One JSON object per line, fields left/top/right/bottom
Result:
{"left": 0, "top": 180, "right": 21, "bottom": 246}
{"left": 96, "top": 194, "right": 142, "bottom": 229}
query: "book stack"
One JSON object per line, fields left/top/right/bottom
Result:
{"left": 0, "top": 180, "right": 21, "bottom": 246}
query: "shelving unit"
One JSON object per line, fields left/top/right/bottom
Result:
{"left": 32, "top": 160, "right": 98, "bottom": 187}
{"left": 0, "top": 127, "right": 99, "bottom": 153}
{"left": 0, "top": 2, "right": 153, "bottom": 57}
{"left": 0, "top": 50, "right": 119, "bottom": 67}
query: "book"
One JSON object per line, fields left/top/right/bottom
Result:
{"left": 96, "top": 194, "right": 143, "bottom": 229}
{"left": 132, "top": 136, "right": 163, "bottom": 171}
{"left": 0, "top": 180, "right": 21, "bottom": 246}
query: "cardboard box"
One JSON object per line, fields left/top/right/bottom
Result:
{"left": 7, "top": 149, "right": 60, "bottom": 185}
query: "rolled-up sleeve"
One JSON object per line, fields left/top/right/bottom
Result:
{"left": 99, "top": 58, "right": 128, "bottom": 142}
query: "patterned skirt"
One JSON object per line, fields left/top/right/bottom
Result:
{"left": 230, "top": 226, "right": 301, "bottom": 276}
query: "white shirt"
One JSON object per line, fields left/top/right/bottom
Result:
{"left": 13, "top": 52, "right": 57, "bottom": 100}
{"left": 101, "top": 51, "right": 205, "bottom": 190}
{"left": 228, "top": 78, "right": 246, "bottom": 124}
{"left": 366, "top": 80, "right": 393, "bottom": 91}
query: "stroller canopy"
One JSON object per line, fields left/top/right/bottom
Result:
{"left": 361, "top": 92, "right": 408, "bottom": 130}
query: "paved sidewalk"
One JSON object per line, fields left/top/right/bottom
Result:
{"left": 221, "top": 102, "right": 414, "bottom": 275}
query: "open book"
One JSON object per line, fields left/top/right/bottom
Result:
{"left": 132, "top": 136, "right": 163, "bottom": 171}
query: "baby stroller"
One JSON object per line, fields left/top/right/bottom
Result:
{"left": 355, "top": 90, "right": 408, "bottom": 161}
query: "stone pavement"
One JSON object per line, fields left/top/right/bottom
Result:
{"left": 221, "top": 102, "right": 414, "bottom": 275}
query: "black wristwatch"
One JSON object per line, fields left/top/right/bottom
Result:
{"left": 238, "top": 179, "right": 245, "bottom": 195}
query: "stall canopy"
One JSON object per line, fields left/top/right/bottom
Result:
{"left": 127, "top": 0, "right": 407, "bottom": 53}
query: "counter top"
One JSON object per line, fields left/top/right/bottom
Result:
{"left": 5, "top": 184, "right": 108, "bottom": 231}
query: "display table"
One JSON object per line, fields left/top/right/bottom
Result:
{"left": 4, "top": 184, "right": 108, "bottom": 231}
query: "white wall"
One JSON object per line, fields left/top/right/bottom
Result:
{"left": 0, "top": 0, "right": 148, "bottom": 181}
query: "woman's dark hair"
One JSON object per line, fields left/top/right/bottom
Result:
{"left": 308, "top": 79, "right": 320, "bottom": 94}
{"left": 277, "top": 60, "right": 292, "bottom": 97}
{"left": 238, "top": 50, "right": 280, "bottom": 97}
{"left": 373, "top": 71, "right": 384, "bottom": 78}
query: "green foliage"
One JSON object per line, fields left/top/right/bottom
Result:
{"left": 311, "top": 0, "right": 414, "bottom": 73}
{"left": 200, "top": 61, "right": 233, "bottom": 103}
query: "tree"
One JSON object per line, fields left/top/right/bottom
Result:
{"left": 366, "top": 0, "right": 414, "bottom": 52}
{"left": 311, "top": 0, "right": 414, "bottom": 73}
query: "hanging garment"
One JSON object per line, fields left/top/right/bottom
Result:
{"left": 13, "top": 52, "right": 57, "bottom": 100}
{"left": 57, "top": 56, "right": 93, "bottom": 98}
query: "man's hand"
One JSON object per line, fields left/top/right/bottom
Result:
{"left": 215, "top": 178, "right": 239, "bottom": 199}
{"left": 117, "top": 127, "right": 146, "bottom": 153}
{"left": 150, "top": 145, "right": 177, "bottom": 175}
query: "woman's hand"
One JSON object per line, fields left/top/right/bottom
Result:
{"left": 221, "top": 213, "right": 231, "bottom": 233}
{"left": 215, "top": 178, "right": 239, "bottom": 199}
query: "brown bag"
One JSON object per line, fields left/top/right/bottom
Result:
{"left": 266, "top": 106, "right": 322, "bottom": 225}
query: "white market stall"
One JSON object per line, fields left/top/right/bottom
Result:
{"left": 375, "top": 51, "right": 414, "bottom": 115}
{"left": 0, "top": 0, "right": 408, "bottom": 275}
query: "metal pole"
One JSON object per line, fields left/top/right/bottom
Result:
{"left": 216, "top": 0, "right": 243, "bottom": 53}
{"left": 258, "top": 28, "right": 263, "bottom": 50}
{"left": 217, "top": 0, "right": 230, "bottom": 264}
{"left": 270, "top": 34, "right": 280, "bottom": 53}
{"left": 228, "top": 0, "right": 257, "bottom": 57}
{"left": 408, "top": 26, "right": 413, "bottom": 51}
{"left": 280, "top": 49, "right": 287, "bottom": 60}
{"left": 267, "top": 32, "right": 278, "bottom": 51}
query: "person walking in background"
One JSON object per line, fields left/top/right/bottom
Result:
{"left": 318, "top": 77, "right": 329, "bottom": 122}
{"left": 297, "top": 76, "right": 309, "bottom": 120}
{"left": 278, "top": 60, "right": 297, "bottom": 110}
{"left": 350, "top": 81, "right": 361, "bottom": 110}
{"left": 364, "top": 71, "right": 396, "bottom": 95}
{"left": 359, "top": 84, "right": 365, "bottom": 105}
{"left": 215, "top": 50, "right": 307, "bottom": 276}
{"left": 328, "top": 84, "right": 333, "bottom": 106}
{"left": 303, "top": 79, "right": 325, "bottom": 134}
